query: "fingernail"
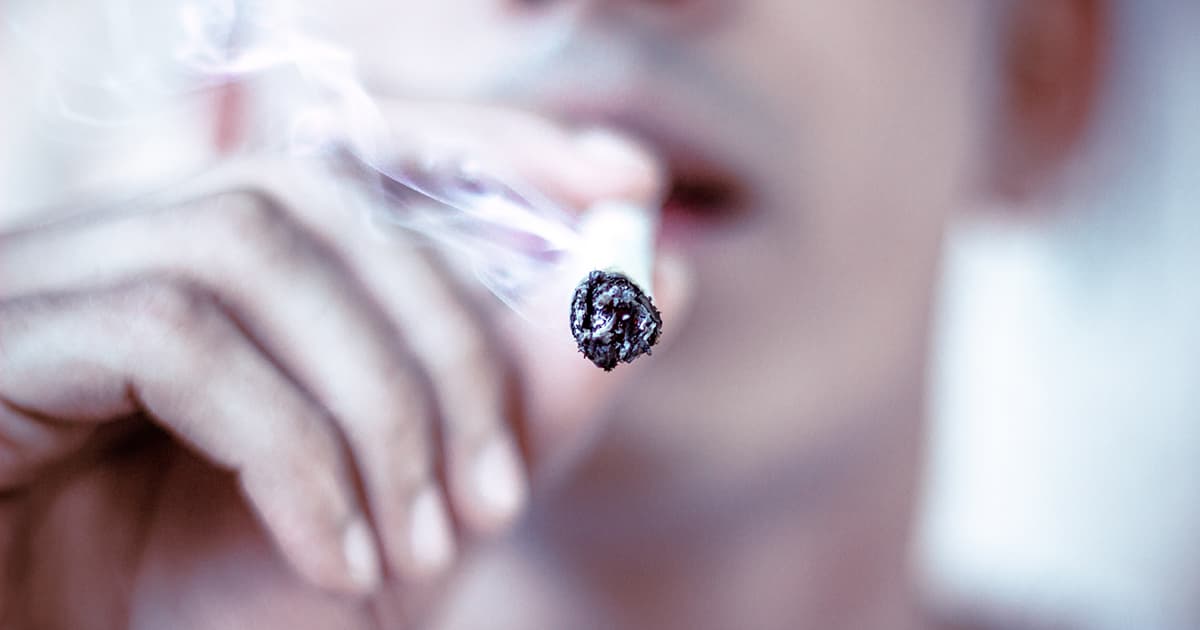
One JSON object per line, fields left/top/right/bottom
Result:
{"left": 575, "top": 129, "right": 645, "bottom": 165}
{"left": 574, "top": 129, "right": 665, "bottom": 202}
{"left": 409, "top": 485, "right": 455, "bottom": 574}
{"left": 342, "top": 517, "right": 381, "bottom": 591}
{"left": 473, "top": 436, "right": 527, "bottom": 524}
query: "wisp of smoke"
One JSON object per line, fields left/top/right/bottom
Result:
{"left": 5, "top": 0, "right": 586, "bottom": 318}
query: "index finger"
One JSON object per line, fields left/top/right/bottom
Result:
{"left": 361, "top": 110, "right": 687, "bottom": 470}
{"left": 366, "top": 102, "right": 666, "bottom": 212}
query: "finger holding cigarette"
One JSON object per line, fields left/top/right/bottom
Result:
{"left": 497, "top": 132, "right": 691, "bottom": 469}
{"left": 0, "top": 89, "right": 689, "bottom": 629}
{"left": 332, "top": 115, "right": 681, "bottom": 496}
{"left": 354, "top": 117, "right": 685, "bottom": 457}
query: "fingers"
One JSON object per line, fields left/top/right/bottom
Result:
{"left": 315, "top": 233, "right": 529, "bottom": 537}
{"left": 165, "top": 162, "right": 524, "bottom": 568}
{"left": 0, "top": 96, "right": 677, "bottom": 599}
{"left": 360, "top": 103, "right": 679, "bottom": 477}
{"left": 0, "top": 283, "right": 381, "bottom": 594}
{"left": 357, "top": 108, "right": 682, "bottom": 504}
{"left": 370, "top": 101, "right": 666, "bottom": 211}
{"left": 3, "top": 193, "right": 458, "bottom": 581}
{"left": 309, "top": 122, "right": 668, "bottom": 533}
{"left": 190, "top": 119, "right": 667, "bottom": 542}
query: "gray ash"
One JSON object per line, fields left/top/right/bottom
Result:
{"left": 569, "top": 270, "right": 662, "bottom": 371}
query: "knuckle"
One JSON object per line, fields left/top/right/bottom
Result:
{"left": 282, "top": 433, "right": 345, "bottom": 490}
{"left": 436, "top": 323, "right": 505, "bottom": 404}
{"left": 205, "top": 191, "right": 311, "bottom": 268}
{"left": 372, "top": 363, "right": 437, "bottom": 480}
{"left": 391, "top": 443, "right": 434, "bottom": 490}
{"left": 219, "top": 190, "right": 288, "bottom": 235}
{"left": 441, "top": 322, "right": 492, "bottom": 373}
{"left": 423, "top": 320, "right": 506, "bottom": 441}
{"left": 423, "top": 314, "right": 492, "bottom": 374}
{"left": 392, "top": 366, "right": 434, "bottom": 420}
{"left": 124, "top": 277, "right": 215, "bottom": 333}
{"left": 392, "top": 435, "right": 434, "bottom": 487}
{"left": 117, "top": 278, "right": 239, "bottom": 361}
{"left": 385, "top": 370, "right": 435, "bottom": 441}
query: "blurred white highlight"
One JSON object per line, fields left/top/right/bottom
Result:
{"left": 919, "top": 3, "right": 1200, "bottom": 629}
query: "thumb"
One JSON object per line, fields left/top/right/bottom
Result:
{"left": 506, "top": 247, "right": 694, "bottom": 477}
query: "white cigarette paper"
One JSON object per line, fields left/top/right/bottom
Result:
{"left": 568, "top": 201, "right": 663, "bottom": 371}
{"left": 574, "top": 200, "right": 659, "bottom": 296}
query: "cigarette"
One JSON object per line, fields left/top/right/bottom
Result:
{"left": 568, "top": 201, "right": 663, "bottom": 371}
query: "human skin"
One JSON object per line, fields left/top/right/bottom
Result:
{"left": 0, "top": 102, "right": 687, "bottom": 627}
{"left": 325, "top": 2, "right": 983, "bottom": 627}
{"left": 0, "top": 0, "right": 1106, "bottom": 628}
{"left": 328, "top": 2, "right": 1102, "bottom": 628}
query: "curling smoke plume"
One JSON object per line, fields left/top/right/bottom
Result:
{"left": 4, "top": 0, "right": 593, "bottom": 317}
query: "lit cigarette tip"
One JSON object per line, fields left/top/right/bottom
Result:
{"left": 569, "top": 270, "right": 663, "bottom": 371}
{"left": 568, "top": 201, "right": 661, "bottom": 370}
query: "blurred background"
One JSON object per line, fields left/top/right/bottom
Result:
{"left": 2, "top": 2, "right": 1198, "bottom": 629}
{"left": 919, "top": 3, "right": 1200, "bottom": 628}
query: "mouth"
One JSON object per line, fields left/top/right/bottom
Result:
{"left": 660, "top": 150, "right": 750, "bottom": 231}
{"left": 601, "top": 119, "right": 754, "bottom": 249}
{"left": 553, "top": 107, "right": 754, "bottom": 244}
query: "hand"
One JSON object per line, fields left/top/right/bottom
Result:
{"left": 0, "top": 102, "right": 690, "bottom": 628}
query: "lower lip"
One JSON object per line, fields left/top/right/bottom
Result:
{"left": 657, "top": 201, "right": 707, "bottom": 248}
{"left": 658, "top": 196, "right": 744, "bottom": 249}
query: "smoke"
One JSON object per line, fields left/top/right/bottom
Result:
{"left": 4, "top": 0, "right": 585, "bottom": 316}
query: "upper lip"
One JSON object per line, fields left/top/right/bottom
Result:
{"left": 612, "top": 114, "right": 749, "bottom": 222}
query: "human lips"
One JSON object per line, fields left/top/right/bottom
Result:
{"left": 582, "top": 113, "right": 755, "bottom": 248}
{"left": 657, "top": 140, "right": 751, "bottom": 243}
{"left": 534, "top": 91, "right": 758, "bottom": 246}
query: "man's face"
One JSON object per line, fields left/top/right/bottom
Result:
{"left": 307, "top": 1, "right": 989, "bottom": 491}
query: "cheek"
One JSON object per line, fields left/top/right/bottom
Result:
{"left": 632, "top": 5, "right": 986, "bottom": 429}
{"left": 761, "top": 2, "right": 983, "bottom": 344}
